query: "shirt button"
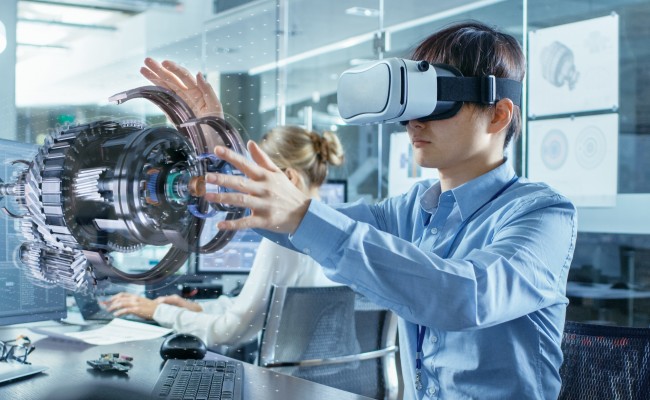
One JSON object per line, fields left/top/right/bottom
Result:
{"left": 427, "top": 386, "right": 437, "bottom": 396}
{"left": 430, "top": 335, "right": 438, "bottom": 343}
{"left": 303, "top": 248, "right": 311, "bottom": 255}
{"left": 430, "top": 228, "right": 438, "bottom": 234}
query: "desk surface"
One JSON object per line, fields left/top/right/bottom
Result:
{"left": 566, "top": 282, "right": 650, "bottom": 299}
{"left": 0, "top": 321, "right": 372, "bottom": 400}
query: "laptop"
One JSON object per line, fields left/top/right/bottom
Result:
{"left": 73, "top": 292, "right": 158, "bottom": 325}
{"left": 0, "top": 362, "right": 48, "bottom": 384}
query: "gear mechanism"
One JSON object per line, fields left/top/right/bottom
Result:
{"left": 0, "top": 86, "right": 247, "bottom": 292}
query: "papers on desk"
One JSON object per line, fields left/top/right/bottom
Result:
{"left": 32, "top": 318, "right": 172, "bottom": 345}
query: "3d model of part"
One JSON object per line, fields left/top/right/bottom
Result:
{"left": 541, "top": 41, "right": 579, "bottom": 90}
{"left": 0, "top": 86, "right": 247, "bottom": 292}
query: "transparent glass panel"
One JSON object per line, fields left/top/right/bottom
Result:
{"left": 528, "top": 0, "right": 650, "bottom": 326}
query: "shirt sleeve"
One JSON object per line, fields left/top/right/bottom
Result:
{"left": 289, "top": 194, "right": 577, "bottom": 331}
{"left": 152, "top": 239, "right": 290, "bottom": 347}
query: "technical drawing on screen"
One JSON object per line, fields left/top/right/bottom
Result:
{"left": 0, "top": 86, "right": 248, "bottom": 293}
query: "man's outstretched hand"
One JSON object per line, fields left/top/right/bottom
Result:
{"left": 140, "top": 57, "right": 223, "bottom": 119}
{"left": 204, "top": 141, "right": 311, "bottom": 234}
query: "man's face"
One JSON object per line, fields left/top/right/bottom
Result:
{"left": 405, "top": 105, "right": 492, "bottom": 170}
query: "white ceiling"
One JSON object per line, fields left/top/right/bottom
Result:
{"left": 14, "top": 0, "right": 650, "bottom": 108}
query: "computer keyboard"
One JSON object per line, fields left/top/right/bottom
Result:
{"left": 151, "top": 359, "right": 243, "bottom": 400}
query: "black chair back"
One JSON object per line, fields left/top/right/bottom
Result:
{"left": 560, "top": 321, "right": 650, "bottom": 400}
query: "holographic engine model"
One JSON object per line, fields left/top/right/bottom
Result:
{"left": 0, "top": 86, "right": 247, "bottom": 292}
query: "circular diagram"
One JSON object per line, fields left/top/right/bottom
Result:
{"left": 575, "top": 126, "right": 607, "bottom": 169}
{"left": 541, "top": 129, "right": 569, "bottom": 170}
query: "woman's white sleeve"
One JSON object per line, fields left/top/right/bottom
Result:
{"left": 152, "top": 239, "right": 289, "bottom": 347}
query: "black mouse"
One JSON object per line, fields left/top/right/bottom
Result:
{"left": 611, "top": 282, "right": 629, "bottom": 290}
{"left": 160, "top": 333, "right": 207, "bottom": 360}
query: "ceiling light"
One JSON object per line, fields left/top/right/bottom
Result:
{"left": 345, "top": 7, "right": 380, "bottom": 17}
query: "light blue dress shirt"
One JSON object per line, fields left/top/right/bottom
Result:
{"left": 263, "top": 160, "right": 577, "bottom": 399}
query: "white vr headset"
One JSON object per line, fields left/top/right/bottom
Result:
{"left": 337, "top": 58, "right": 522, "bottom": 125}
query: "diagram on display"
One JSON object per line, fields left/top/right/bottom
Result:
{"left": 540, "top": 129, "right": 569, "bottom": 170}
{"left": 575, "top": 126, "right": 607, "bottom": 169}
{"left": 528, "top": 13, "right": 619, "bottom": 117}
{"left": 541, "top": 41, "right": 579, "bottom": 90}
{"left": 388, "top": 132, "right": 438, "bottom": 197}
{"left": 529, "top": 114, "right": 618, "bottom": 207}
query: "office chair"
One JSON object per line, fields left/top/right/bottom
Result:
{"left": 559, "top": 321, "right": 650, "bottom": 400}
{"left": 259, "top": 286, "right": 399, "bottom": 400}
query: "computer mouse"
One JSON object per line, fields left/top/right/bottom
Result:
{"left": 159, "top": 333, "right": 207, "bottom": 360}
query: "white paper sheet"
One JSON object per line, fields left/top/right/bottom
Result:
{"left": 528, "top": 113, "right": 618, "bottom": 207}
{"left": 32, "top": 318, "right": 172, "bottom": 345}
{"left": 528, "top": 14, "right": 619, "bottom": 117}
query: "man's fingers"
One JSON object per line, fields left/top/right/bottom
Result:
{"left": 141, "top": 67, "right": 188, "bottom": 100}
{"left": 140, "top": 67, "right": 164, "bottom": 85}
{"left": 212, "top": 146, "right": 268, "bottom": 180}
{"left": 161, "top": 60, "right": 198, "bottom": 90}
{"left": 216, "top": 215, "right": 264, "bottom": 231}
{"left": 204, "top": 191, "right": 267, "bottom": 210}
{"left": 204, "top": 172, "right": 268, "bottom": 196}
{"left": 197, "top": 73, "right": 224, "bottom": 118}
{"left": 248, "top": 141, "right": 282, "bottom": 172}
{"left": 144, "top": 58, "right": 187, "bottom": 90}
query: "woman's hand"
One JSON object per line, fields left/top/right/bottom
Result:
{"left": 204, "top": 141, "right": 312, "bottom": 234}
{"left": 154, "top": 294, "right": 203, "bottom": 312}
{"left": 140, "top": 57, "right": 223, "bottom": 119}
{"left": 104, "top": 292, "right": 159, "bottom": 319}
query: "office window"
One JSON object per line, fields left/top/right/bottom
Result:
{"left": 527, "top": 0, "right": 650, "bottom": 327}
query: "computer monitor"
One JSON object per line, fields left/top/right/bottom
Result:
{"left": 319, "top": 179, "right": 347, "bottom": 204}
{"left": 0, "top": 139, "right": 67, "bottom": 325}
{"left": 196, "top": 228, "right": 263, "bottom": 275}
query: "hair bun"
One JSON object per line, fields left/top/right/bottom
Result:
{"left": 314, "top": 134, "right": 330, "bottom": 162}
{"left": 311, "top": 131, "right": 344, "bottom": 166}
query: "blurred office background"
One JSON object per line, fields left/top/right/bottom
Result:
{"left": 1, "top": 0, "right": 650, "bottom": 327}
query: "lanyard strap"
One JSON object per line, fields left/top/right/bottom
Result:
{"left": 414, "top": 175, "right": 518, "bottom": 390}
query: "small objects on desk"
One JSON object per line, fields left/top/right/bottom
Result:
{"left": 86, "top": 353, "right": 133, "bottom": 373}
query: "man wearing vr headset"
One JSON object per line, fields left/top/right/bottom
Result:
{"left": 158, "top": 20, "right": 576, "bottom": 400}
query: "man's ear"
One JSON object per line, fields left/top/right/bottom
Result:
{"left": 488, "top": 98, "right": 514, "bottom": 135}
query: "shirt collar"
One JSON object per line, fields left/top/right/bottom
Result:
{"left": 451, "top": 159, "right": 516, "bottom": 221}
{"left": 418, "top": 180, "right": 441, "bottom": 225}
{"left": 418, "top": 159, "right": 516, "bottom": 223}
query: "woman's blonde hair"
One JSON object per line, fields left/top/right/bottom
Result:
{"left": 259, "top": 125, "right": 344, "bottom": 187}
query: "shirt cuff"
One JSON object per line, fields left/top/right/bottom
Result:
{"left": 152, "top": 303, "right": 180, "bottom": 327}
{"left": 289, "top": 200, "right": 352, "bottom": 264}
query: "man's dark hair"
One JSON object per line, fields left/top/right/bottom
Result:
{"left": 411, "top": 20, "right": 525, "bottom": 149}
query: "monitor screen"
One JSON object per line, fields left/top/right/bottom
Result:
{"left": 197, "top": 228, "right": 263, "bottom": 275}
{"left": 319, "top": 179, "right": 347, "bottom": 204}
{"left": 0, "top": 139, "right": 67, "bottom": 326}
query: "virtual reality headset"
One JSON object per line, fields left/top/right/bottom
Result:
{"left": 337, "top": 58, "right": 522, "bottom": 125}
